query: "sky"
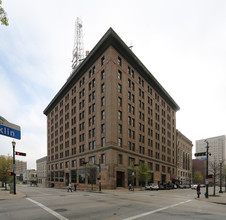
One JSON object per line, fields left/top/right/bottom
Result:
{"left": 0, "top": 0, "right": 225, "bottom": 169}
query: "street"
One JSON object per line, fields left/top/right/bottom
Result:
{"left": 0, "top": 185, "right": 226, "bottom": 220}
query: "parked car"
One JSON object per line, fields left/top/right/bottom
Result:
{"left": 191, "top": 184, "right": 197, "bottom": 189}
{"left": 200, "top": 184, "right": 205, "bottom": 188}
{"left": 158, "top": 184, "right": 165, "bottom": 190}
{"left": 145, "top": 183, "right": 159, "bottom": 190}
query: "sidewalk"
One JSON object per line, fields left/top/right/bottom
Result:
{"left": 196, "top": 191, "right": 226, "bottom": 205}
{"left": 0, "top": 188, "right": 26, "bottom": 200}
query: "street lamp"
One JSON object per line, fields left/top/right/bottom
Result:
{"left": 219, "top": 159, "right": 223, "bottom": 193}
{"left": 12, "top": 140, "right": 16, "bottom": 195}
{"left": 98, "top": 155, "right": 101, "bottom": 192}
{"left": 132, "top": 164, "right": 139, "bottom": 192}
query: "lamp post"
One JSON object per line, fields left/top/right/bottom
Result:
{"left": 98, "top": 155, "right": 101, "bottom": 192}
{"left": 132, "top": 164, "right": 139, "bottom": 192}
{"left": 219, "top": 159, "right": 223, "bottom": 193}
{"left": 12, "top": 140, "right": 16, "bottom": 195}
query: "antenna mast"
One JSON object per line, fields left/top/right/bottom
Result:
{"left": 72, "top": 17, "right": 84, "bottom": 69}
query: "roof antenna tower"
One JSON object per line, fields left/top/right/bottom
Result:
{"left": 72, "top": 17, "right": 84, "bottom": 69}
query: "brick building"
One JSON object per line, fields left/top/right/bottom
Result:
{"left": 176, "top": 130, "right": 193, "bottom": 184}
{"left": 43, "top": 28, "right": 180, "bottom": 189}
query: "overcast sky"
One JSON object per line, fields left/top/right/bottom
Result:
{"left": 0, "top": 0, "right": 225, "bottom": 169}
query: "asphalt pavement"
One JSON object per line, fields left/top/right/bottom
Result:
{"left": 1, "top": 185, "right": 226, "bottom": 205}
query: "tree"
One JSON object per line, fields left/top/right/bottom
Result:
{"left": 0, "top": 0, "right": 9, "bottom": 26}
{"left": 208, "top": 159, "right": 222, "bottom": 196}
{"left": 0, "top": 155, "right": 13, "bottom": 189}
{"left": 193, "top": 171, "right": 203, "bottom": 184}
{"left": 136, "top": 163, "right": 150, "bottom": 188}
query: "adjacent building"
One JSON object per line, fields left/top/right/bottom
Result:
{"left": 43, "top": 28, "right": 180, "bottom": 189}
{"left": 196, "top": 135, "right": 226, "bottom": 165}
{"left": 176, "top": 130, "right": 193, "bottom": 184}
{"left": 36, "top": 156, "right": 48, "bottom": 187}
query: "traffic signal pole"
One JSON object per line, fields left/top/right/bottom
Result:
{"left": 205, "top": 140, "right": 209, "bottom": 199}
{"left": 12, "top": 140, "right": 16, "bottom": 195}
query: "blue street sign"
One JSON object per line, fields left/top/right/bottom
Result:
{"left": 198, "top": 158, "right": 207, "bottom": 161}
{"left": 0, "top": 116, "right": 21, "bottom": 140}
{"left": 0, "top": 124, "right": 21, "bottom": 140}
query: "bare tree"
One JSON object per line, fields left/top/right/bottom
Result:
{"left": 208, "top": 159, "right": 224, "bottom": 196}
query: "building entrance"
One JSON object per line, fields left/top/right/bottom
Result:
{"left": 116, "top": 171, "right": 124, "bottom": 187}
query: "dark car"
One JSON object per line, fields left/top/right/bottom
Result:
{"left": 158, "top": 184, "right": 165, "bottom": 190}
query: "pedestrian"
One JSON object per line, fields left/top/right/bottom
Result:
{"left": 129, "top": 183, "right": 132, "bottom": 191}
{"left": 197, "top": 183, "right": 201, "bottom": 198}
{"left": 74, "top": 183, "right": 77, "bottom": 192}
{"left": 67, "top": 183, "right": 72, "bottom": 192}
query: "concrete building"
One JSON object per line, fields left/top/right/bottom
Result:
{"left": 36, "top": 156, "right": 47, "bottom": 187}
{"left": 43, "top": 28, "right": 180, "bottom": 189}
{"left": 196, "top": 135, "right": 226, "bottom": 165}
{"left": 176, "top": 130, "right": 193, "bottom": 184}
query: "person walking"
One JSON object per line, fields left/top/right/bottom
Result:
{"left": 67, "top": 183, "right": 72, "bottom": 192}
{"left": 129, "top": 183, "right": 132, "bottom": 191}
{"left": 74, "top": 183, "right": 77, "bottom": 192}
{"left": 197, "top": 183, "right": 201, "bottom": 198}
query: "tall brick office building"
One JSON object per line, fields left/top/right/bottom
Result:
{"left": 44, "top": 28, "right": 180, "bottom": 189}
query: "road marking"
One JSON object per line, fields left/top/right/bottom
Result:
{"left": 121, "top": 199, "right": 192, "bottom": 220}
{"left": 26, "top": 198, "right": 69, "bottom": 220}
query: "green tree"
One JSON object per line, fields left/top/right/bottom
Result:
{"left": 0, "top": 0, "right": 9, "bottom": 26}
{"left": 136, "top": 163, "right": 150, "bottom": 188}
{"left": 193, "top": 171, "right": 203, "bottom": 184}
{"left": 0, "top": 155, "right": 13, "bottom": 189}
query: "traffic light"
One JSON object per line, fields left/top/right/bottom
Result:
{"left": 81, "top": 161, "right": 87, "bottom": 166}
{"left": 15, "top": 151, "right": 26, "bottom": 156}
{"left": 208, "top": 174, "right": 214, "bottom": 178}
{"left": 194, "top": 152, "right": 206, "bottom": 157}
{"left": 9, "top": 172, "right": 15, "bottom": 176}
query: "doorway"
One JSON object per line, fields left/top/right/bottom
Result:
{"left": 116, "top": 171, "right": 124, "bottom": 187}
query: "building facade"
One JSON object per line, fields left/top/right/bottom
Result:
{"left": 196, "top": 135, "right": 226, "bottom": 165}
{"left": 36, "top": 156, "right": 48, "bottom": 187}
{"left": 176, "top": 130, "right": 193, "bottom": 184}
{"left": 44, "top": 28, "right": 180, "bottom": 189}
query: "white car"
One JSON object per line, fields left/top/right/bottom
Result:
{"left": 191, "top": 184, "right": 197, "bottom": 189}
{"left": 145, "top": 183, "right": 159, "bottom": 190}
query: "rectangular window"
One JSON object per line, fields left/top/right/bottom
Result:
{"left": 118, "top": 83, "right": 122, "bottom": 93}
{"left": 101, "top": 70, "right": 105, "bottom": 80}
{"left": 118, "top": 138, "right": 122, "bottom": 147}
{"left": 118, "top": 154, "right": 123, "bottom": 164}
{"left": 118, "top": 56, "right": 122, "bottom": 66}
{"left": 101, "top": 97, "right": 105, "bottom": 106}
{"left": 101, "top": 124, "right": 105, "bottom": 133}
{"left": 101, "top": 110, "right": 105, "bottom": 120}
{"left": 118, "top": 97, "right": 122, "bottom": 106}
{"left": 118, "top": 111, "right": 122, "bottom": 120}
{"left": 118, "top": 70, "right": 122, "bottom": 80}
{"left": 101, "top": 137, "right": 105, "bottom": 147}
{"left": 101, "top": 56, "right": 105, "bottom": 66}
